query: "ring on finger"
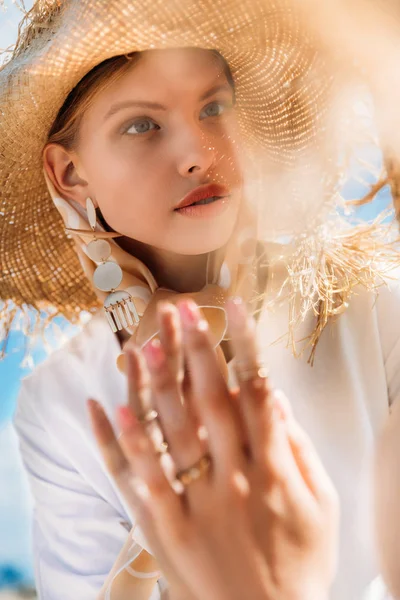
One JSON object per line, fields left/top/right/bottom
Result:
{"left": 137, "top": 409, "right": 159, "bottom": 425}
{"left": 176, "top": 453, "right": 212, "bottom": 487}
{"left": 155, "top": 441, "right": 169, "bottom": 455}
{"left": 235, "top": 360, "right": 269, "bottom": 383}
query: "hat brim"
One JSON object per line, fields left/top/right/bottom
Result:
{"left": 0, "top": 0, "right": 334, "bottom": 322}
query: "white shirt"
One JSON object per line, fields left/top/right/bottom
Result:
{"left": 13, "top": 274, "right": 400, "bottom": 600}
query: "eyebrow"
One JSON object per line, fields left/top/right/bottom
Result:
{"left": 104, "top": 83, "right": 233, "bottom": 121}
{"left": 200, "top": 83, "right": 232, "bottom": 101}
{"left": 104, "top": 100, "right": 166, "bottom": 120}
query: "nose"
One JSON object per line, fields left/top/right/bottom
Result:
{"left": 176, "top": 127, "right": 216, "bottom": 179}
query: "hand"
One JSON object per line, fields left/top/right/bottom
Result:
{"left": 88, "top": 298, "right": 339, "bottom": 600}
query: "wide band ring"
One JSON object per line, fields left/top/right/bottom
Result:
{"left": 176, "top": 454, "right": 211, "bottom": 487}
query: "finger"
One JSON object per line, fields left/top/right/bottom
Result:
{"left": 229, "top": 388, "right": 250, "bottom": 455}
{"left": 157, "top": 302, "right": 184, "bottom": 385}
{"left": 143, "top": 333, "right": 205, "bottom": 475}
{"left": 116, "top": 406, "right": 195, "bottom": 584}
{"left": 88, "top": 399, "right": 187, "bottom": 580}
{"left": 124, "top": 346, "right": 165, "bottom": 455}
{"left": 230, "top": 385, "right": 310, "bottom": 503}
{"left": 125, "top": 344, "right": 152, "bottom": 419}
{"left": 87, "top": 399, "right": 130, "bottom": 478}
{"left": 88, "top": 399, "right": 166, "bottom": 570}
{"left": 226, "top": 297, "right": 274, "bottom": 463}
{"left": 226, "top": 300, "right": 311, "bottom": 505}
{"left": 275, "top": 390, "right": 337, "bottom": 503}
{"left": 178, "top": 299, "right": 242, "bottom": 473}
{"left": 259, "top": 403, "right": 299, "bottom": 484}
{"left": 117, "top": 406, "right": 189, "bottom": 539}
{"left": 256, "top": 389, "right": 330, "bottom": 515}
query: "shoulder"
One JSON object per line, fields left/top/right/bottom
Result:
{"left": 23, "top": 312, "right": 115, "bottom": 390}
{"left": 368, "top": 269, "right": 400, "bottom": 361}
{"left": 330, "top": 268, "right": 400, "bottom": 346}
{"left": 14, "top": 312, "right": 125, "bottom": 436}
{"left": 320, "top": 268, "right": 400, "bottom": 383}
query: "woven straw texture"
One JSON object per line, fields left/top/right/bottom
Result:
{"left": 0, "top": 0, "right": 335, "bottom": 332}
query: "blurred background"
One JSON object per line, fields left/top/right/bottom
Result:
{"left": 0, "top": 0, "right": 395, "bottom": 599}
{"left": 0, "top": 3, "right": 37, "bottom": 595}
{"left": 0, "top": 7, "right": 71, "bottom": 599}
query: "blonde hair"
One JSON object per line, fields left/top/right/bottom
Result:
{"left": 47, "top": 53, "right": 140, "bottom": 149}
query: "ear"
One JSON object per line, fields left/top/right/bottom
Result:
{"left": 43, "top": 143, "right": 97, "bottom": 209}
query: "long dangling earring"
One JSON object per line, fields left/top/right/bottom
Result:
{"left": 66, "top": 197, "right": 139, "bottom": 333}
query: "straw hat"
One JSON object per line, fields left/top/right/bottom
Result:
{"left": 4, "top": 0, "right": 398, "bottom": 368}
{"left": 0, "top": 0, "right": 337, "bottom": 350}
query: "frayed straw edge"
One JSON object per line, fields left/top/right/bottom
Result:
{"left": 0, "top": 0, "right": 63, "bottom": 70}
{"left": 0, "top": 299, "right": 99, "bottom": 368}
{"left": 253, "top": 210, "right": 400, "bottom": 366}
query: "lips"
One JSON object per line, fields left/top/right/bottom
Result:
{"left": 174, "top": 183, "right": 230, "bottom": 211}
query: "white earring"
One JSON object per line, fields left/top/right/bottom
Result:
{"left": 84, "top": 197, "right": 139, "bottom": 332}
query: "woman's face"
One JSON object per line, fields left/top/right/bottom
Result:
{"left": 75, "top": 48, "right": 243, "bottom": 255}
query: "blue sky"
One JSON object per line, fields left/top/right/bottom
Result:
{"left": 0, "top": 0, "right": 395, "bottom": 590}
{"left": 0, "top": 2, "right": 68, "bottom": 587}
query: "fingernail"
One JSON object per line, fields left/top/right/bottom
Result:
{"left": 157, "top": 302, "right": 180, "bottom": 331}
{"left": 272, "top": 389, "right": 292, "bottom": 421}
{"left": 227, "top": 296, "right": 247, "bottom": 325}
{"left": 178, "top": 300, "right": 208, "bottom": 332}
{"left": 143, "top": 338, "right": 165, "bottom": 369}
{"left": 117, "top": 405, "right": 138, "bottom": 430}
{"left": 231, "top": 296, "right": 243, "bottom": 306}
{"left": 88, "top": 398, "right": 103, "bottom": 413}
{"left": 157, "top": 301, "right": 174, "bottom": 314}
{"left": 178, "top": 300, "right": 199, "bottom": 325}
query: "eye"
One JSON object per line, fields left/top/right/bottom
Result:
{"left": 200, "top": 101, "right": 230, "bottom": 120}
{"left": 125, "top": 119, "right": 160, "bottom": 135}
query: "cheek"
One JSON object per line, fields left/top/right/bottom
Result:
{"left": 215, "top": 129, "right": 244, "bottom": 181}
{"left": 87, "top": 144, "right": 169, "bottom": 237}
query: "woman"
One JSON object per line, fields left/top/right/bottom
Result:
{"left": 1, "top": 0, "right": 400, "bottom": 599}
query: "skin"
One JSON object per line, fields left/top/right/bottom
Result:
{"left": 88, "top": 298, "right": 339, "bottom": 600}
{"left": 44, "top": 48, "right": 243, "bottom": 296}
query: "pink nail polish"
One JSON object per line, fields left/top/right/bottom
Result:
{"left": 117, "top": 406, "right": 137, "bottom": 430}
{"left": 178, "top": 300, "right": 199, "bottom": 328}
{"left": 143, "top": 338, "right": 165, "bottom": 369}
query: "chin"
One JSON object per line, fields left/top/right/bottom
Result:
{"left": 175, "top": 238, "right": 230, "bottom": 255}
{"left": 169, "top": 200, "right": 240, "bottom": 255}
{"left": 175, "top": 220, "right": 238, "bottom": 256}
{"left": 173, "top": 233, "right": 234, "bottom": 255}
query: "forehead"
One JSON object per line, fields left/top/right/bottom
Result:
{"left": 96, "top": 48, "right": 228, "bottom": 108}
{"left": 137, "top": 47, "right": 226, "bottom": 84}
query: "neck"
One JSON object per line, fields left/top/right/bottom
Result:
{"left": 114, "top": 237, "right": 217, "bottom": 350}
{"left": 117, "top": 236, "right": 214, "bottom": 292}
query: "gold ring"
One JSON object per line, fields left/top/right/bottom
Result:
{"left": 138, "top": 409, "right": 158, "bottom": 425}
{"left": 235, "top": 361, "right": 269, "bottom": 383}
{"left": 156, "top": 441, "right": 169, "bottom": 455}
{"left": 176, "top": 454, "right": 211, "bottom": 487}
